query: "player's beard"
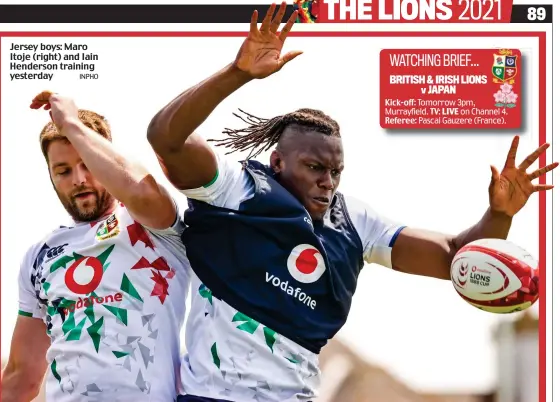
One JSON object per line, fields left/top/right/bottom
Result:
{"left": 57, "top": 186, "right": 115, "bottom": 222}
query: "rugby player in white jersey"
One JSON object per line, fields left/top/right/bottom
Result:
{"left": 1, "top": 91, "right": 190, "bottom": 402}
{"left": 147, "top": 4, "right": 557, "bottom": 401}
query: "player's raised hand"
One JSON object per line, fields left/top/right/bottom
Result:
{"left": 234, "top": 2, "right": 302, "bottom": 79}
{"left": 488, "top": 135, "right": 558, "bottom": 217}
{"left": 30, "top": 90, "right": 79, "bottom": 129}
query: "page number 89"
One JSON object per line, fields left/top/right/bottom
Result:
{"left": 527, "top": 7, "right": 546, "bottom": 21}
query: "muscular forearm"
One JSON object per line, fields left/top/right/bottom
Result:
{"left": 392, "top": 208, "right": 512, "bottom": 281}
{"left": 147, "top": 63, "right": 253, "bottom": 152}
{"left": 1, "top": 366, "right": 43, "bottom": 402}
{"left": 62, "top": 119, "right": 154, "bottom": 205}
{"left": 451, "top": 207, "right": 512, "bottom": 253}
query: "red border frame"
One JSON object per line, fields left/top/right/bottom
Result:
{"left": 0, "top": 30, "right": 548, "bottom": 402}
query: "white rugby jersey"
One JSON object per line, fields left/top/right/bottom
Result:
{"left": 18, "top": 203, "right": 191, "bottom": 402}
{"left": 177, "top": 152, "right": 405, "bottom": 402}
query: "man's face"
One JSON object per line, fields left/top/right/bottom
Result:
{"left": 271, "top": 129, "right": 344, "bottom": 220}
{"left": 47, "top": 139, "right": 114, "bottom": 222}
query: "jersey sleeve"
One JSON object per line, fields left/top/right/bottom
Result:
{"left": 344, "top": 195, "right": 406, "bottom": 269}
{"left": 178, "top": 149, "right": 255, "bottom": 210}
{"left": 143, "top": 198, "right": 189, "bottom": 263}
{"left": 143, "top": 196, "right": 186, "bottom": 238}
{"left": 18, "top": 245, "right": 45, "bottom": 319}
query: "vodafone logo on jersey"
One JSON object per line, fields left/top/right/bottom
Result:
{"left": 65, "top": 256, "right": 104, "bottom": 295}
{"left": 286, "top": 244, "right": 326, "bottom": 284}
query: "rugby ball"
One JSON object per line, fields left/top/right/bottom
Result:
{"left": 450, "top": 238, "right": 539, "bottom": 314}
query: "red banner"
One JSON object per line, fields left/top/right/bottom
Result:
{"left": 379, "top": 48, "right": 522, "bottom": 130}
{"left": 314, "top": 0, "right": 514, "bottom": 23}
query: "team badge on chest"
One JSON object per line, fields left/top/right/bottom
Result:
{"left": 95, "top": 213, "right": 120, "bottom": 241}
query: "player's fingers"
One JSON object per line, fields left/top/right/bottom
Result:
{"left": 532, "top": 184, "right": 554, "bottom": 192}
{"left": 279, "top": 10, "right": 298, "bottom": 42}
{"left": 278, "top": 50, "right": 303, "bottom": 68}
{"left": 30, "top": 100, "right": 50, "bottom": 110}
{"left": 30, "top": 100, "right": 47, "bottom": 109}
{"left": 490, "top": 165, "right": 500, "bottom": 182}
{"left": 250, "top": 10, "right": 259, "bottom": 35}
{"left": 518, "top": 143, "right": 550, "bottom": 171}
{"left": 30, "top": 91, "right": 56, "bottom": 110}
{"left": 270, "top": 2, "right": 287, "bottom": 33}
{"left": 503, "top": 135, "right": 520, "bottom": 169}
{"left": 260, "top": 3, "right": 276, "bottom": 32}
{"left": 527, "top": 162, "right": 559, "bottom": 180}
{"left": 31, "top": 90, "right": 54, "bottom": 103}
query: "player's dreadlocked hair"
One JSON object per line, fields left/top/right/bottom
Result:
{"left": 210, "top": 108, "right": 341, "bottom": 159}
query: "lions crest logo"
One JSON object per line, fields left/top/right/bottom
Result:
{"left": 95, "top": 214, "right": 120, "bottom": 241}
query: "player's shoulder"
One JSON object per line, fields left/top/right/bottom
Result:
{"left": 20, "top": 224, "right": 74, "bottom": 266}
{"left": 244, "top": 158, "right": 268, "bottom": 171}
{"left": 181, "top": 149, "right": 255, "bottom": 209}
{"left": 338, "top": 193, "right": 379, "bottom": 220}
{"left": 336, "top": 193, "right": 398, "bottom": 238}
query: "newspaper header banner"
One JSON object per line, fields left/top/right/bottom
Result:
{"left": 0, "top": 2, "right": 553, "bottom": 24}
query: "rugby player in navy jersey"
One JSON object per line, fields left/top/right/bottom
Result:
{"left": 147, "top": 3, "right": 557, "bottom": 401}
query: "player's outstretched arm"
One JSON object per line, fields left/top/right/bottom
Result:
{"left": 390, "top": 136, "right": 557, "bottom": 280}
{"left": 30, "top": 91, "right": 177, "bottom": 230}
{"left": 146, "top": 2, "right": 301, "bottom": 190}
{"left": 1, "top": 316, "right": 50, "bottom": 402}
